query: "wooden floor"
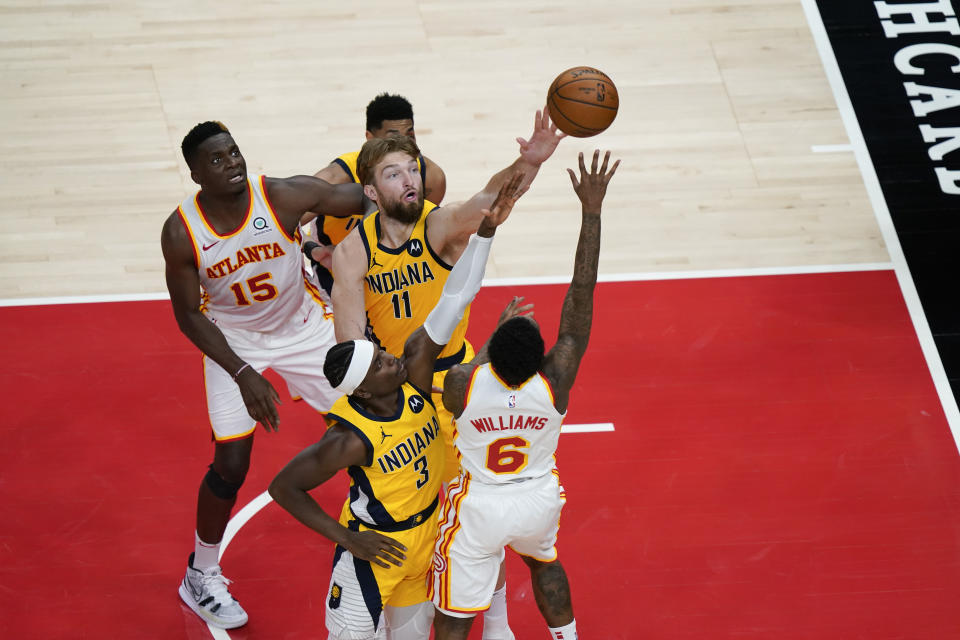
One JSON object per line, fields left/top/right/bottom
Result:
{"left": 0, "top": 0, "right": 887, "bottom": 300}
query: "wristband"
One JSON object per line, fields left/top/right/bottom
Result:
{"left": 232, "top": 363, "right": 251, "bottom": 380}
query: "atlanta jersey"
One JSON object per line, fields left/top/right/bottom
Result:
{"left": 358, "top": 201, "right": 469, "bottom": 363}
{"left": 177, "top": 174, "right": 327, "bottom": 332}
{"left": 454, "top": 364, "right": 566, "bottom": 484}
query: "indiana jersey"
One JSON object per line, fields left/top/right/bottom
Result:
{"left": 454, "top": 364, "right": 566, "bottom": 484}
{"left": 358, "top": 202, "right": 469, "bottom": 362}
{"left": 314, "top": 151, "right": 427, "bottom": 247}
{"left": 177, "top": 174, "right": 328, "bottom": 332}
{"left": 328, "top": 383, "right": 445, "bottom": 527}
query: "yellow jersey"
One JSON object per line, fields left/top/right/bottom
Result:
{"left": 328, "top": 382, "right": 444, "bottom": 529}
{"left": 358, "top": 202, "right": 470, "bottom": 367}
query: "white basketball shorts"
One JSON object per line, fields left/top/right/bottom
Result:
{"left": 202, "top": 294, "right": 338, "bottom": 440}
{"left": 430, "top": 470, "right": 566, "bottom": 616}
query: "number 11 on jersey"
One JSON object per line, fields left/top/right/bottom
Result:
{"left": 391, "top": 290, "right": 412, "bottom": 318}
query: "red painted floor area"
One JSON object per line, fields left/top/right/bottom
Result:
{"left": 3, "top": 271, "right": 960, "bottom": 639}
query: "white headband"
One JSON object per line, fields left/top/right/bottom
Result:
{"left": 335, "top": 340, "right": 376, "bottom": 396}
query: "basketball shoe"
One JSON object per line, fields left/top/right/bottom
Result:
{"left": 178, "top": 552, "right": 249, "bottom": 629}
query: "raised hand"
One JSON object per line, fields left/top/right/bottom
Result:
{"left": 345, "top": 530, "right": 408, "bottom": 569}
{"left": 236, "top": 367, "right": 282, "bottom": 431}
{"left": 517, "top": 108, "right": 567, "bottom": 167}
{"left": 497, "top": 295, "right": 535, "bottom": 325}
{"left": 477, "top": 171, "right": 529, "bottom": 237}
{"left": 567, "top": 149, "right": 620, "bottom": 215}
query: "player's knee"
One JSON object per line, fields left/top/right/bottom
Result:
{"left": 204, "top": 463, "right": 245, "bottom": 500}
{"left": 325, "top": 617, "right": 385, "bottom": 640}
{"left": 384, "top": 602, "right": 434, "bottom": 640}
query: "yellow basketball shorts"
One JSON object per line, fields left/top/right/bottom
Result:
{"left": 324, "top": 502, "right": 440, "bottom": 638}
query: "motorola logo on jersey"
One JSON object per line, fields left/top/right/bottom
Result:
{"left": 408, "top": 395, "right": 425, "bottom": 413}
{"left": 407, "top": 238, "right": 424, "bottom": 257}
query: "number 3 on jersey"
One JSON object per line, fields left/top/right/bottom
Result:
{"left": 486, "top": 436, "right": 530, "bottom": 474}
{"left": 230, "top": 273, "right": 277, "bottom": 306}
{"left": 391, "top": 290, "right": 412, "bottom": 318}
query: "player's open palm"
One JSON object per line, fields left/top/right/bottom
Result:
{"left": 479, "top": 172, "right": 528, "bottom": 234}
{"left": 568, "top": 149, "right": 620, "bottom": 215}
{"left": 517, "top": 108, "right": 566, "bottom": 166}
{"left": 346, "top": 530, "right": 408, "bottom": 569}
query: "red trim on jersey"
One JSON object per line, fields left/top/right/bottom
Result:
{"left": 214, "top": 428, "right": 256, "bottom": 442}
{"left": 176, "top": 207, "right": 200, "bottom": 269}
{"left": 259, "top": 175, "right": 296, "bottom": 243}
{"left": 303, "top": 277, "right": 333, "bottom": 319}
{"left": 435, "top": 472, "right": 471, "bottom": 610}
{"left": 195, "top": 180, "right": 254, "bottom": 239}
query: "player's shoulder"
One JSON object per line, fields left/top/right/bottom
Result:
{"left": 161, "top": 207, "right": 189, "bottom": 241}
{"left": 445, "top": 362, "right": 478, "bottom": 393}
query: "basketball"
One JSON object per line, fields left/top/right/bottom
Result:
{"left": 546, "top": 67, "right": 619, "bottom": 138}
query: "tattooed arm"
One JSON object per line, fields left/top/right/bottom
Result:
{"left": 541, "top": 150, "right": 620, "bottom": 414}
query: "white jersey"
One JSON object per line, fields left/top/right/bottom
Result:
{"left": 177, "top": 174, "right": 326, "bottom": 332}
{"left": 453, "top": 364, "right": 566, "bottom": 484}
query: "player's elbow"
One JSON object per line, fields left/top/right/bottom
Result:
{"left": 267, "top": 474, "right": 294, "bottom": 508}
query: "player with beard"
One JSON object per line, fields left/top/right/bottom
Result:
{"left": 330, "top": 110, "right": 564, "bottom": 640}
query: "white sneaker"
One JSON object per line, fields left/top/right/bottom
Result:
{"left": 178, "top": 552, "right": 249, "bottom": 629}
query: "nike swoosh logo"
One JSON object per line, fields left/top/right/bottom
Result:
{"left": 202, "top": 241, "right": 220, "bottom": 251}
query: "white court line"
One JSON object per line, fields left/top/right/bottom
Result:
{"left": 801, "top": 0, "right": 960, "bottom": 451}
{"left": 562, "top": 422, "right": 615, "bottom": 433}
{"left": 811, "top": 144, "right": 853, "bottom": 153}
{"left": 218, "top": 490, "right": 273, "bottom": 562}
{"left": 0, "top": 264, "right": 895, "bottom": 308}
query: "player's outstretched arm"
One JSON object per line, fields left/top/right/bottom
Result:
{"left": 269, "top": 426, "right": 408, "bottom": 569}
{"left": 265, "top": 176, "right": 372, "bottom": 232}
{"left": 542, "top": 150, "right": 620, "bottom": 413}
{"left": 161, "top": 212, "right": 282, "bottom": 430}
{"left": 403, "top": 174, "right": 528, "bottom": 391}
{"left": 426, "top": 109, "right": 564, "bottom": 263}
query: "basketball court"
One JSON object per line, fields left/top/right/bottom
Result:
{"left": 3, "top": 1, "right": 960, "bottom": 638}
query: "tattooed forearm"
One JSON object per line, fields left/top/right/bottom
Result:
{"left": 558, "top": 213, "right": 601, "bottom": 345}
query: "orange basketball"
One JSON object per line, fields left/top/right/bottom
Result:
{"left": 547, "top": 67, "right": 619, "bottom": 138}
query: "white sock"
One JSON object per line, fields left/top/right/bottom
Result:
{"left": 482, "top": 585, "right": 511, "bottom": 639}
{"left": 549, "top": 620, "right": 577, "bottom": 640}
{"left": 194, "top": 531, "right": 221, "bottom": 570}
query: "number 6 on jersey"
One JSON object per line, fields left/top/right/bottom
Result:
{"left": 485, "top": 436, "right": 530, "bottom": 474}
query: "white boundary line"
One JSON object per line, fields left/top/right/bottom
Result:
{"left": 561, "top": 422, "right": 615, "bottom": 434}
{"left": 811, "top": 143, "right": 853, "bottom": 153}
{"left": 0, "top": 263, "right": 895, "bottom": 308}
{"left": 801, "top": 0, "right": 960, "bottom": 451}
